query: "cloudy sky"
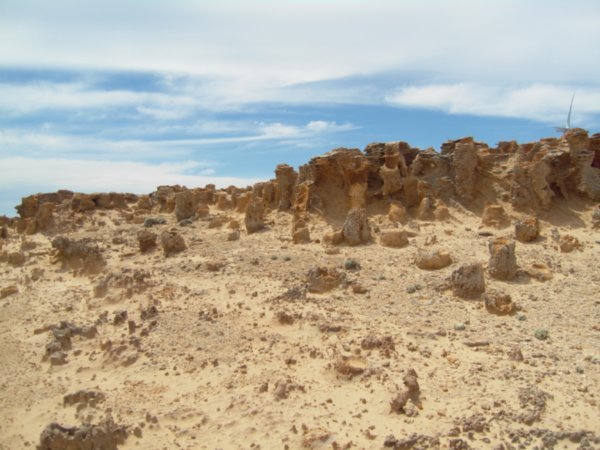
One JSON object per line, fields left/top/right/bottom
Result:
{"left": 1, "top": 0, "right": 599, "bottom": 215}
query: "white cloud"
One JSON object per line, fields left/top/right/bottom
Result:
{"left": 0, "top": 81, "right": 194, "bottom": 115}
{"left": 1, "top": 1, "right": 598, "bottom": 86}
{"left": 0, "top": 120, "right": 356, "bottom": 158}
{"left": 0, "top": 157, "right": 260, "bottom": 196}
{"left": 386, "top": 83, "right": 600, "bottom": 124}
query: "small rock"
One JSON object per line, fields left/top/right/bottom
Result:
{"left": 227, "top": 230, "right": 240, "bottom": 241}
{"left": 306, "top": 266, "right": 345, "bottom": 293}
{"left": 344, "top": 258, "right": 360, "bottom": 270}
{"left": 380, "top": 230, "right": 409, "bottom": 248}
{"left": 515, "top": 217, "right": 540, "bottom": 242}
{"left": 335, "top": 356, "right": 367, "bottom": 377}
{"left": 451, "top": 263, "right": 485, "bottom": 299}
{"left": 0, "top": 285, "right": 18, "bottom": 299}
{"left": 160, "top": 230, "right": 186, "bottom": 256}
{"left": 415, "top": 250, "right": 452, "bottom": 270}
{"left": 144, "top": 217, "right": 167, "bottom": 228}
{"left": 137, "top": 230, "right": 157, "bottom": 253}
{"left": 49, "top": 351, "right": 68, "bottom": 366}
{"left": 534, "top": 329, "right": 549, "bottom": 341}
{"left": 483, "top": 291, "right": 516, "bottom": 315}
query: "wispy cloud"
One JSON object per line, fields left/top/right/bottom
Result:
{"left": 0, "top": 157, "right": 260, "bottom": 195}
{"left": 0, "top": 120, "right": 356, "bottom": 158}
{"left": 1, "top": 1, "right": 598, "bottom": 84}
{"left": 386, "top": 83, "right": 600, "bottom": 125}
{"left": 0, "top": 81, "right": 195, "bottom": 116}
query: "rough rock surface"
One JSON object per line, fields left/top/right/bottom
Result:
{"left": 341, "top": 208, "right": 371, "bottom": 245}
{"left": 380, "top": 230, "right": 409, "bottom": 248}
{"left": 306, "top": 266, "right": 345, "bottom": 293}
{"left": 245, "top": 198, "right": 265, "bottom": 234}
{"left": 488, "top": 238, "right": 517, "bottom": 281}
{"left": 515, "top": 216, "right": 540, "bottom": 242}
{"left": 51, "top": 237, "right": 106, "bottom": 275}
{"left": 415, "top": 250, "right": 452, "bottom": 270}
{"left": 137, "top": 230, "right": 157, "bottom": 253}
{"left": 37, "top": 419, "right": 127, "bottom": 450}
{"left": 160, "top": 231, "right": 186, "bottom": 256}
{"left": 451, "top": 262, "right": 485, "bottom": 299}
{"left": 483, "top": 291, "right": 516, "bottom": 315}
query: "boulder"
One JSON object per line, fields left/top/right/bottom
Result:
{"left": 515, "top": 217, "right": 540, "bottom": 242}
{"left": 451, "top": 262, "right": 485, "bottom": 299}
{"left": 245, "top": 199, "right": 265, "bottom": 234}
{"left": 160, "top": 231, "right": 186, "bottom": 256}
{"left": 380, "top": 230, "right": 409, "bottom": 248}
{"left": 341, "top": 208, "right": 371, "bottom": 245}
{"left": 307, "top": 266, "right": 345, "bottom": 293}
{"left": 415, "top": 250, "right": 452, "bottom": 270}
{"left": 137, "top": 230, "right": 157, "bottom": 253}
{"left": 488, "top": 238, "right": 517, "bottom": 281}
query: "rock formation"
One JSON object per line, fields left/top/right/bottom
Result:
{"left": 245, "top": 198, "right": 265, "bottom": 234}
{"left": 514, "top": 216, "right": 540, "bottom": 242}
{"left": 488, "top": 238, "right": 517, "bottom": 281}
{"left": 340, "top": 208, "right": 371, "bottom": 245}
{"left": 451, "top": 262, "right": 485, "bottom": 299}
{"left": 160, "top": 231, "right": 186, "bottom": 256}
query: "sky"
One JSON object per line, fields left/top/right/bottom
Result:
{"left": 1, "top": 0, "right": 599, "bottom": 216}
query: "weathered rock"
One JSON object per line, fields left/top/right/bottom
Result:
{"left": 174, "top": 190, "right": 195, "bottom": 221}
{"left": 7, "top": 251, "right": 26, "bottom": 267}
{"left": 137, "top": 230, "right": 157, "bottom": 253}
{"left": 380, "top": 230, "right": 409, "bottom": 248}
{"left": 416, "top": 197, "right": 435, "bottom": 221}
{"left": 37, "top": 419, "right": 127, "bottom": 450}
{"left": 0, "top": 224, "right": 8, "bottom": 239}
{"left": 388, "top": 203, "right": 408, "bottom": 224}
{"left": 63, "top": 390, "right": 106, "bottom": 409}
{"left": 208, "top": 215, "right": 227, "bottom": 229}
{"left": 196, "top": 204, "right": 210, "bottom": 218}
{"left": 515, "top": 217, "right": 540, "bottom": 242}
{"left": 433, "top": 203, "right": 450, "bottom": 221}
{"left": 482, "top": 203, "right": 509, "bottom": 228}
{"left": 488, "top": 238, "right": 517, "bottom": 280}
{"left": 592, "top": 207, "right": 600, "bottom": 228}
{"left": 335, "top": 356, "right": 367, "bottom": 377}
{"left": 70, "top": 193, "right": 96, "bottom": 212}
{"left": 341, "top": 208, "right": 371, "bottom": 245}
{"left": 160, "top": 231, "right": 186, "bottom": 256}
{"left": 52, "top": 237, "right": 106, "bottom": 275}
{"left": 483, "top": 291, "right": 516, "bottom": 315}
{"left": 292, "top": 214, "right": 311, "bottom": 244}
{"left": 143, "top": 217, "right": 167, "bottom": 228}
{"left": 453, "top": 141, "right": 480, "bottom": 201}
{"left": 390, "top": 369, "right": 421, "bottom": 414}
{"left": 227, "top": 230, "right": 240, "bottom": 241}
{"left": 0, "top": 285, "right": 18, "bottom": 299}
{"left": 451, "top": 263, "right": 485, "bottom": 299}
{"left": 306, "top": 266, "right": 345, "bottom": 293}
{"left": 559, "top": 235, "right": 582, "bottom": 253}
{"left": 415, "top": 250, "right": 452, "bottom": 270}
{"left": 245, "top": 199, "right": 265, "bottom": 234}
{"left": 49, "top": 351, "right": 68, "bottom": 366}
{"left": 527, "top": 262, "right": 553, "bottom": 281}
{"left": 215, "top": 192, "right": 233, "bottom": 210}
{"left": 323, "top": 230, "right": 344, "bottom": 246}
{"left": 274, "top": 164, "right": 297, "bottom": 211}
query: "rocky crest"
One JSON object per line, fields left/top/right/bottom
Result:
{"left": 6, "top": 129, "right": 598, "bottom": 239}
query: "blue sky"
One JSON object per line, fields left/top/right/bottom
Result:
{"left": 1, "top": 0, "right": 600, "bottom": 216}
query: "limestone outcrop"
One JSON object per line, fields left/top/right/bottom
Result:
{"left": 6, "top": 129, "right": 599, "bottom": 244}
{"left": 488, "top": 238, "right": 517, "bottom": 281}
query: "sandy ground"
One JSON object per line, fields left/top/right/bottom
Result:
{"left": 0, "top": 202, "right": 599, "bottom": 449}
